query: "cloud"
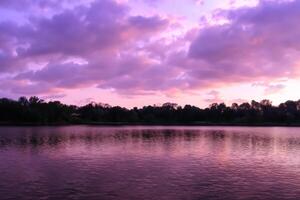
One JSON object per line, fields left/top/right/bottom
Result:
{"left": 205, "top": 90, "right": 223, "bottom": 104}
{"left": 188, "top": 0, "right": 300, "bottom": 81}
{"left": 252, "top": 81, "right": 286, "bottom": 95}
{"left": 0, "top": 0, "right": 168, "bottom": 73}
{"left": 41, "top": 93, "right": 67, "bottom": 101}
{"left": 264, "top": 84, "right": 285, "bottom": 95}
{"left": 1, "top": 0, "right": 300, "bottom": 99}
{"left": 0, "top": 0, "right": 94, "bottom": 11}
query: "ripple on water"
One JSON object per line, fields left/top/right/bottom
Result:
{"left": 1, "top": 126, "right": 300, "bottom": 200}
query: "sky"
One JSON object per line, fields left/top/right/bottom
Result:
{"left": 0, "top": 0, "right": 300, "bottom": 108}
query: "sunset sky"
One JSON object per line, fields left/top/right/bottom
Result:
{"left": 0, "top": 0, "right": 300, "bottom": 108}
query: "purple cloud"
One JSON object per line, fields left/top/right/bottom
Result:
{"left": 188, "top": 0, "right": 300, "bottom": 81}
{"left": 0, "top": 0, "right": 168, "bottom": 71}
{"left": 252, "top": 82, "right": 286, "bottom": 95}
{"left": 1, "top": 0, "right": 300, "bottom": 99}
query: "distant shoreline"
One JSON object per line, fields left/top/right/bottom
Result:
{"left": 1, "top": 122, "right": 300, "bottom": 127}
{"left": 2, "top": 97, "right": 300, "bottom": 128}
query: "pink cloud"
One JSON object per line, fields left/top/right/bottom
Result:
{"left": 252, "top": 82, "right": 286, "bottom": 95}
{"left": 205, "top": 90, "right": 223, "bottom": 104}
{"left": 0, "top": 0, "right": 300, "bottom": 103}
{"left": 188, "top": 0, "right": 300, "bottom": 81}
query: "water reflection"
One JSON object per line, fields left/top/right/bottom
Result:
{"left": 1, "top": 126, "right": 300, "bottom": 200}
{"left": 1, "top": 126, "right": 300, "bottom": 153}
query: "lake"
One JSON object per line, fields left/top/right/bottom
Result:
{"left": 1, "top": 126, "right": 300, "bottom": 200}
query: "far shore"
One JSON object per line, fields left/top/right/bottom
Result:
{"left": 1, "top": 122, "right": 300, "bottom": 127}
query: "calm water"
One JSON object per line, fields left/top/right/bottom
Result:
{"left": 1, "top": 126, "right": 300, "bottom": 200}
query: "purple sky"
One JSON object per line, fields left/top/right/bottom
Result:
{"left": 0, "top": 0, "right": 300, "bottom": 107}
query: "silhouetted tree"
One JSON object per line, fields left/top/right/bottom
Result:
{"left": 1, "top": 96, "right": 300, "bottom": 125}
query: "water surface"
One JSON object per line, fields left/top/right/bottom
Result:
{"left": 1, "top": 126, "right": 300, "bottom": 200}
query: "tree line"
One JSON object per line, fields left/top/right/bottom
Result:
{"left": 1, "top": 96, "right": 300, "bottom": 125}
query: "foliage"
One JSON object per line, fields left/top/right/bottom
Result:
{"left": 1, "top": 96, "right": 300, "bottom": 124}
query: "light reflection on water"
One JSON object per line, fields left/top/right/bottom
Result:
{"left": 1, "top": 126, "right": 300, "bottom": 200}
